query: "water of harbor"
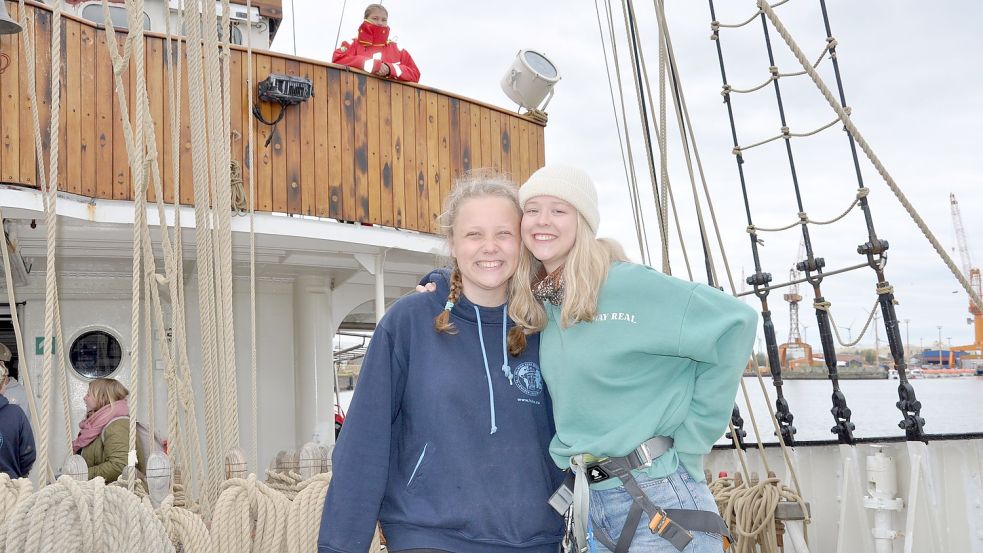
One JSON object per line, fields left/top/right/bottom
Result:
{"left": 338, "top": 376, "right": 983, "bottom": 444}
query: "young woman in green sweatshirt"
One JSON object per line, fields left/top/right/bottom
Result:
{"left": 510, "top": 165, "right": 758, "bottom": 553}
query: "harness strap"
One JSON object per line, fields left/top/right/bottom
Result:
{"left": 601, "top": 457, "right": 733, "bottom": 552}
{"left": 614, "top": 503, "right": 644, "bottom": 552}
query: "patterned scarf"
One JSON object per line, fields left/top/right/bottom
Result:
{"left": 532, "top": 266, "right": 565, "bottom": 305}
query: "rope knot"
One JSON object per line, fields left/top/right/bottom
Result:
{"left": 732, "top": 146, "right": 742, "bottom": 156}
{"left": 856, "top": 187, "right": 870, "bottom": 199}
{"left": 768, "top": 65, "right": 779, "bottom": 77}
{"left": 798, "top": 212, "right": 808, "bottom": 222}
{"left": 876, "top": 284, "right": 894, "bottom": 295}
{"left": 814, "top": 300, "right": 831, "bottom": 311}
{"left": 720, "top": 84, "right": 732, "bottom": 96}
{"left": 710, "top": 20, "right": 720, "bottom": 33}
{"left": 826, "top": 37, "right": 838, "bottom": 48}
{"left": 780, "top": 126, "right": 790, "bottom": 137}
{"left": 745, "top": 225, "right": 756, "bottom": 234}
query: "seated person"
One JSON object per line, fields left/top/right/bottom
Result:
{"left": 0, "top": 359, "right": 35, "bottom": 479}
{"left": 333, "top": 4, "right": 420, "bottom": 83}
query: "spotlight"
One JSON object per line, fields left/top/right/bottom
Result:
{"left": 500, "top": 49, "right": 560, "bottom": 113}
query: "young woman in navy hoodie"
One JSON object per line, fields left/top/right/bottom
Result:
{"left": 318, "top": 171, "right": 564, "bottom": 553}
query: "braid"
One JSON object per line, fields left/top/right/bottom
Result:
{"left": 507, "top": 326, "right": 528, "bottom": 356}
{"left": 433, "top": 264, "right": 463, "bottom": 334}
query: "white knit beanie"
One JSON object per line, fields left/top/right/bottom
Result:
{"left": 518, "top": 165, "right": 600, "bottom": 235}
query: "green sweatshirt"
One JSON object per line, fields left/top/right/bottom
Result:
{"left": 540, "top": 262, "right": 757, "bottom": 487}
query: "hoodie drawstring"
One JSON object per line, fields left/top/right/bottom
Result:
{"left": 501, "top": 304, "right": 513, "bottom": 385}
{"left": 475, "top": 305, "right": 510, "bottom": 435}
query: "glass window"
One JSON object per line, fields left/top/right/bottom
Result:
{"left": 69, "top": 330, "right": 123, "bottom": 380}
{"left": 80, "top": 5, "right": 152, "bottom": 31}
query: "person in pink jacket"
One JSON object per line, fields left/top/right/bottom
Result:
{"left": 332, "top": 4, "right": 421, "bottom": 83}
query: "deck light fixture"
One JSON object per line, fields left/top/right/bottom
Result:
{"left": 500, "top": 49, "right": 560, "bottom": 113}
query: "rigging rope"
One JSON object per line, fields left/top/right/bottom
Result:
{"left": 755, "top": 0, "right": 983, "bottom": 314}
{"left": 0, "top": 210, "right": 43, "bottom": 445}
{"left": 247, "top": 0, "right": 261, "bottom": 477}
{"left": 725, "top": 39, "right": 836, "bottom": 94}
{"left": 732, "top": 114, "right": 844, "bottom": 154}
{"left": 748, "top": 188, "right": 869, "bottom": 233}
{"left": 18, "top": 0, "right": 74, "bottom": 483}
{"left": 710, "top": 0, "right": 791, "bottom": 30}
{"left": 592, "top": 0, "right": 650, "bottom": 265}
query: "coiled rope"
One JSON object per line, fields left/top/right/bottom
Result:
{"left": 211, "top": 475, "right": 289, "bottom": 553}
{"left": 0, "top": 476, "right": 174, "bottom": 553}
{"left": 285, "top": 473, "right": 332, "bottom": 552}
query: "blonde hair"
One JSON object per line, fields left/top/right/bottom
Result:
{"left": 87, "top": 378, "right": 129, "bottom": 413}
{"left": 511, "top": 214, "right": 628, "bottom": 331}
{"left": 364, "top": 4, "right": 387, "bottom": 18}
{"left": 432, "top": 170, "right": 528, "bottom": 355}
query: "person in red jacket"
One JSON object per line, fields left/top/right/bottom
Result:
{"left": 333, "top": 4, "right": 420, "bottom": 83}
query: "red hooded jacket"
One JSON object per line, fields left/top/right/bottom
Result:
{"left": 332, "top": 21, "right": 421, "bottom": 83}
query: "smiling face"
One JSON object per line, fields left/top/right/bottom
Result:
{"left": 521, "top": 195, "right": 578, "bottom": 273}
{"left": 449, "top": 195, "right": 521, "bottom": 307}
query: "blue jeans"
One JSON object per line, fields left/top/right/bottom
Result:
{"left": 588, "top": 466, "right": 725, "bottom": 553}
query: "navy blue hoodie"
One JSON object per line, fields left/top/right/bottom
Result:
{"left": 318, "top": 269, "right": 564, "bottom": 553}
{"left": 0, "top": 394, "right": 35, "bottom": 478}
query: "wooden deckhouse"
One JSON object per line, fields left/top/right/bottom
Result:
{"left": 0, "top": 0, "right": 546, "bottom": 234}
{"left": 0, "top": 0, "right": 547, "bottom": 465}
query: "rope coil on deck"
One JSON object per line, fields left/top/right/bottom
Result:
{"left": 0, "top": 476, "right": 173, "bottom": 553}
{"left": 712, "top": 476, "right": 808, "bottom": 553}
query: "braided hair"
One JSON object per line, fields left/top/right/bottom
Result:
{"left": 431, "top": 170, "right": 529, "bottom": 356}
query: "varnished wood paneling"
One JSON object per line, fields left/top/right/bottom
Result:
{"left": 353, "top": 74, "right": 369, "bottom": 222}
{"left": 437, "top": 95, "right": 450, "bottom": 211}
{"left": 366, "top": 77, "right": 380, "bottom": 224}
{"left": 1, "top": 1, "right": 20, "bottom": 183}
{"left": 1, "top": 1, "right": 546, "bottom": 236}
{"left": 390, "top": 85, "right": 405, "bottom": 228}
{"left": 340, "top": 71, "right": 356, "bottom": 222}
{"left": 458, "top": 102, "right": 471, "bottom": 175}
{"left": 270, "top": 56, "right": 288, "bottom": 213}
{"left": 326, "top": 69, "right": 342, "bottom": 219}
{"left": 313, "top": 66, "right": 329, "bottom": 218}
{"left": 284, "top": 59, "right": 303, "bottom": 214}
{"left": 414, "top": 89, "right": 429, "bottom": 233}
{"left": 425, "top": 91, "right": 440, "bottom": 231}
{"left": 401, "top": 88, "right": 417, "bottom": 231}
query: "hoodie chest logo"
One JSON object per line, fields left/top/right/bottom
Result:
{"left": 512, "top": 362, "right": 543, "bottom": 397}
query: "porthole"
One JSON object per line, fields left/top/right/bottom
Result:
{"left": 69, "top": 329, "right": 123, "bottom": 380}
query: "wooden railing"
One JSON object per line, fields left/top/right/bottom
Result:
{"left": 0, "top": 1, "right": 546, "bottom": 234}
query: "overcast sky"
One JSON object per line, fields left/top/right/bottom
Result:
{"left": 271, "top": 1, "right": 982, "bottom": 354}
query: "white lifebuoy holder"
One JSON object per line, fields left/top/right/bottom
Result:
{"left": 500, "top": 49, "right": 561, "bottom": 111}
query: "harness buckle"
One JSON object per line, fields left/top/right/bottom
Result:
{"left": 631, "top": 441, "right": 656, "bottom": 469}
{"left": 649, "top": 509, "right": 694, "bottom": 550}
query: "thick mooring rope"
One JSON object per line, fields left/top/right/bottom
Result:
{"left": 0, "top": 476, "right": 174, "bottom": 553}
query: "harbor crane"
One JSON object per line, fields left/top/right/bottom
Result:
{"left": 948, "top": 193, "right": 983, "bottom": 368}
